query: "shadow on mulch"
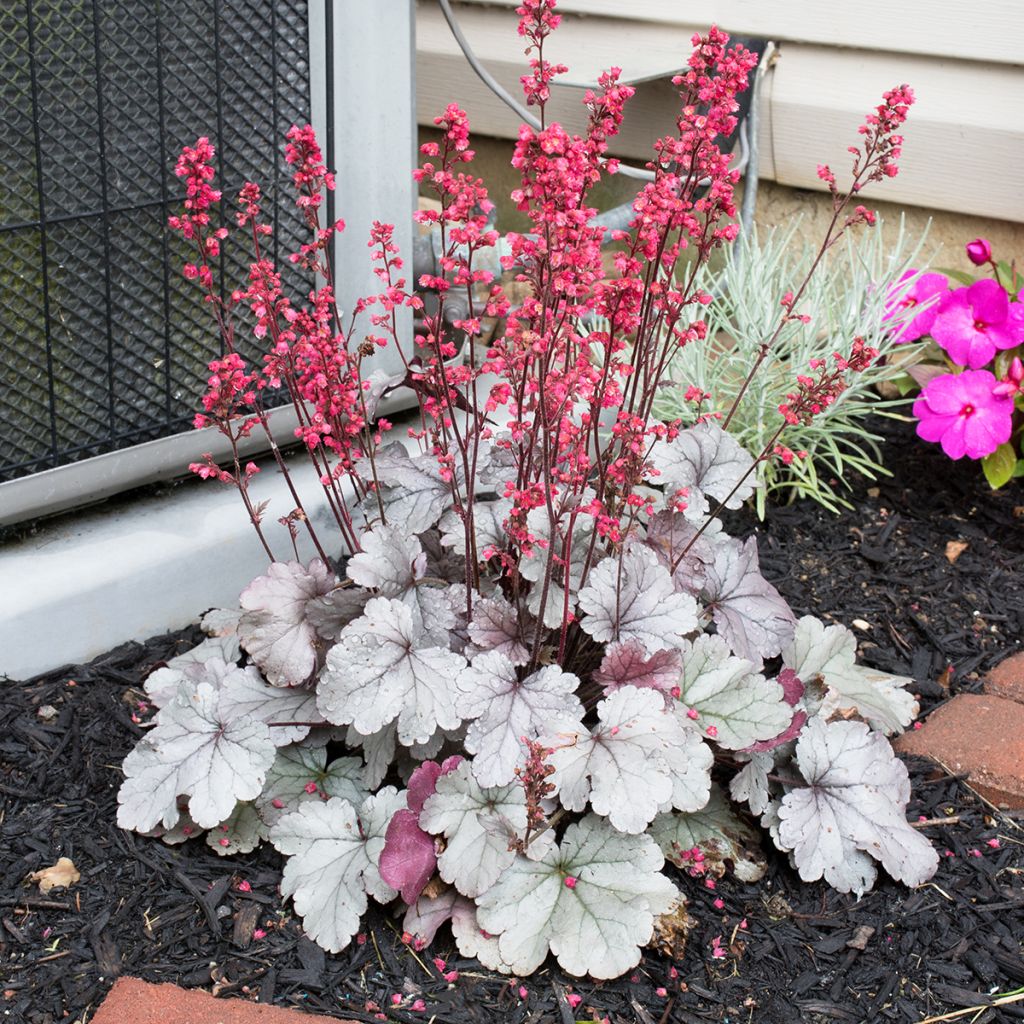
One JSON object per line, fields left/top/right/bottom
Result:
{"left": 3, "top": 416, "right": 1024, "bottom": 1024}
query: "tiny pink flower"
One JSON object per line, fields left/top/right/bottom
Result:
{"left": 253, "top": 928, "right": 267, "bottom": 940}
{"left": 969, "top": 849, "right": 982, "bottom": 858}
{"left": 304, "top": 781, "right": 319, "bottom": 795}
{"left": 564, "top": 875, "right": 578, "bottom": 889}
{"left": 518, "top": 986, "right": 529, "bottom": 1000}
{"left": 237, "top": 879, "right": 251, "bottom": 892}
{"left": 965, "top": 237, "right": 992, "bottom": 266}
{"left": 218, "top": 838, "right": 230, "bottom": 847}
{"left": 443, "top": 970, "right": 459, "bottom": 983}
{"left": 686, "top": 708, "right": 699, "bottom": 720}
{"left": 390, "top": 994, "right": 403, "bottom": 1007}
{"left": 412, "top": 999, "right": 426, "bottom": 1012}
{"left": 987, "top": 838, "right": 1001, "bottom": 848}
{"left": 913, "top": 370, "right": 1013, "bottom": 459}
{"left": 930, "top": 279, "right": 1023, "bottom": 368}
{"left": 706, "top": 725, "right": 718, "bottom": 738}
{"left": 567, "top": 993, "right": 583, "bottom": 1010}
{"left": 655, "top": 987, "right": 668, "bottom": 997}
{"left": 713, "top": 897, "right": 725, "bottom": 909}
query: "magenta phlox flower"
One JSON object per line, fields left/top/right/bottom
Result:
{"left": 912, "top": 370, "right": 1013, "bottom": 459}
{"left": 930, "top": 279, "right": 1023, "bottom": 368}
{"left": 883, "top": 270, "right": 948, "bottom": 343}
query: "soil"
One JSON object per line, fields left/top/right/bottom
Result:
{"left": 2, "top": 415, "right": 1024, "bottom": 1024}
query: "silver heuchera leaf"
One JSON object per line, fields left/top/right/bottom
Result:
{"left": 238, "top": 560, "right": 336, "bottom": 686}
{"left": 783, "top": 616, "right": 917, "bottom": 734}
{"left": 217, "top": 662, "right": 324, "bottom": 746}
{"left": 702, "top": 537, "right": 795, "bottom": 664}
{"left": 345, "top": 724, "right": 397, "bottom": 790}
{"left": 650, "top": 784, "right": 766, "bottom": 882}
{"left": 578, "top": 546, "right": 699, "bottom": 654}
{"left": 647, "top": 420, "right": 756, "bottom": 515}
{"left": 118, "top": 682, "right": 276, "bottom": 832}
{"left": 438, "top": 498, "right": 512, "bottom": 559}
{"left": 457, "top": 651, "right": 583, "bottom": 787}
{"left": 419, "top": 760, "right": 525, "bottom": 898}
{"left": 255, "top": 744, "right": 367, "bottom": 826}
{"left": 347, "top": 524, "right": 426, "bottom": 595}
{"left": 678, "top": 634, "right": 792, "bottom": 749}
{"left": 776, "top": 718, "right": 939, "bottom": 896}
{"left": 729, "top": 751, "right": 775, "bottom": 816}
{"left": 270, "top": 789, "right": 405, "bottom": 953}
{"left": 206, "top": 802, "right": 268, "bottom": 856}
{"left": 644, "top": 510, "right": 717, "bottom": 595}
{"left": 543, "top": 686, "right": 703, "bottom": 833}
{"left": 305, "top": 586, "right": 370, "bottom": 642}
{"left": 318, "top": 597, "right": 468, "bottom": 746}
{"left": 519, "top": 507, "right": 594, "bottom": 629}
{"left": 143, "top": 634, "right": 242, "bottom": 708}
{"left": 474, "top": 814, "right": 677, "bottom": 979}
{"left": 465, "top": 594, "right": 531, "bottom": 665}
{"left": 592, "top": 641, "right": 682, "bottom": 703}
{"left": 370, "top": 446, "right": 451, "bottom": 534}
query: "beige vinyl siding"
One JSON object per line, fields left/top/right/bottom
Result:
{"left": 416, "top": 1, "right": 1024, "bottom": 222}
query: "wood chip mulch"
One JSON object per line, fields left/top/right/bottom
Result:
{"left": 2, "top": 416, "right": 1024, "bottom": 1024}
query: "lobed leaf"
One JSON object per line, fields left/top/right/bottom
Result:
{"left": 270, "top": 789, "right": 405, "bottom": 953}
{"left": 474, "top": 814, "right": 677, "bottom": 979}
{"left": 238, "top": 559, "right": 336, "bottom": 686}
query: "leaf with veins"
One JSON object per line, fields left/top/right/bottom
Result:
{"left": 650, "top": 784, "right": 766, "bottom": 881}
{"left": 118, "top": 682, "right": 276, "bottom": 832}
{"left": 420, "top": 760, "right": 527, "bottom": 898}
{"left": 218, "top": 663, "right": 324, "bottom": 746}
{"left": 783, "top": 616, "right": 917, "bottom": 734}
{"left": 207, "top": 802, "right": 268, "bottom": 855}
{"left": 270, "top": 789, "right": 405, "bottom": 953}
{"left": 678, "top": 635, "right": 792, "bottom": 749}
{"left": 439, "top": 499, "right": 512, "bottom": 559}
{"left": 347, "top": 525, "right": 426, "bottom": 595}
{"left": 644, "top": 510, "right": 717, "bottom": 596}
{"left": 592, "top": 641, "right": 681, "bottom": 702}
{"left": 657, "top": 707, "right": 713, "bottom": 813}
{"left": 457, "top": 652, "right": 582, "bottom": 787}
{"left": 543, "top": 686, "right": 697, "bottom": 833}
{"left": 730, "top": 752, "right": 775, "bottom": 816}
{"left": 702, "top": 537, "right": 795, "bottom": 664}
{"left": 318, "top": 597, "right": 467, "bottom": 746}
{"left": 238, "top": 560, "right": 336, "bottom": 686}
{"left": 256, "top": 744, "right": 366, "bottom": 826}
{"left": 370, "top": 446, "right": 452, "bottom": 534}
{"left": 345, "top": 724, "right": 397, "bottom": 790}
{"left": 578, "top": 546, "right": 699, "bottom": 654}
{"left": 776, "top": 718, "right": 939, "bottom": 895}
{"left": 647, "top": 420, "right": 756, "bottom": 513}
{"left": 475, "top": 814, "right": 677, "bottom": 979}
{"left": 465, "top": 595, "right": 530, "bottom": 665}
{"left": 520, "top": 507, "right": 594, "bottom": 629}
{"left": 305, "top": 586, "right": 370, "bottom": 642}
{"left": 144, "top": 635, "right": 242, "bottom": 708}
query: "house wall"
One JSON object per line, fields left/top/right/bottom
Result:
{"left": 416, "top": 1, "right": 1024, "bottom": 228}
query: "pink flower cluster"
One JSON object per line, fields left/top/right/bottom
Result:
{"left": 891, "top": 239, "right": 1022, "bottom": 465}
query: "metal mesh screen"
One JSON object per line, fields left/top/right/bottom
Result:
{"left": 0, "top": 0, "right": 311, "bottom": 482}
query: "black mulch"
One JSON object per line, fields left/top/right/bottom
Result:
{"left": 3, "top": 416, "right": 1024, "bottom": 1024}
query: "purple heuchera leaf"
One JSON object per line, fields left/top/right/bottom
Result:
{"left": 777, "top": 667, "right": 804, "bottom": 706}
{"left": 378, "top": 757, "right": 462, "bottom": 904}
{"left": 592, "top": 640, "right": 682, "bottom": 701}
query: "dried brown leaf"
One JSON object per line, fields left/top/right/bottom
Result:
{"left": 27, "top": 857, "right": 80, "bottom": 894}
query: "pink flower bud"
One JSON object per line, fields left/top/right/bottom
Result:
{"left": 564, "top": 875, "right": 578, "bottom": 889}
{"left": 965, "top": 237, "right": 992, "bottom": 265}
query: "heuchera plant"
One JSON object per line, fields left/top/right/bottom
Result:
{"left": 884, "top": 240, "right": 1023, "bottom": 488}
{"left": 119, "top": 3, "right": 937, "bottom": 978}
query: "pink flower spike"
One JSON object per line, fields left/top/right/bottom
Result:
{"left": 913, "top": 370, "right": 1013, "bottom": 460}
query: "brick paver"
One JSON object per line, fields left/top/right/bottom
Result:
{"left": 91, "top": 978, "right": 354, "bottom": 1024}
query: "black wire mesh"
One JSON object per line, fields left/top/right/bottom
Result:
{"left": 0, "top": 0, "right": 312, "bottom": 482}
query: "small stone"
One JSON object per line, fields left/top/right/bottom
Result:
{"left": 37, "top": 705, "right": 59, "bottom": 721}
{"left": 851, "top": 618, "right": 871, "bottom": 631}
